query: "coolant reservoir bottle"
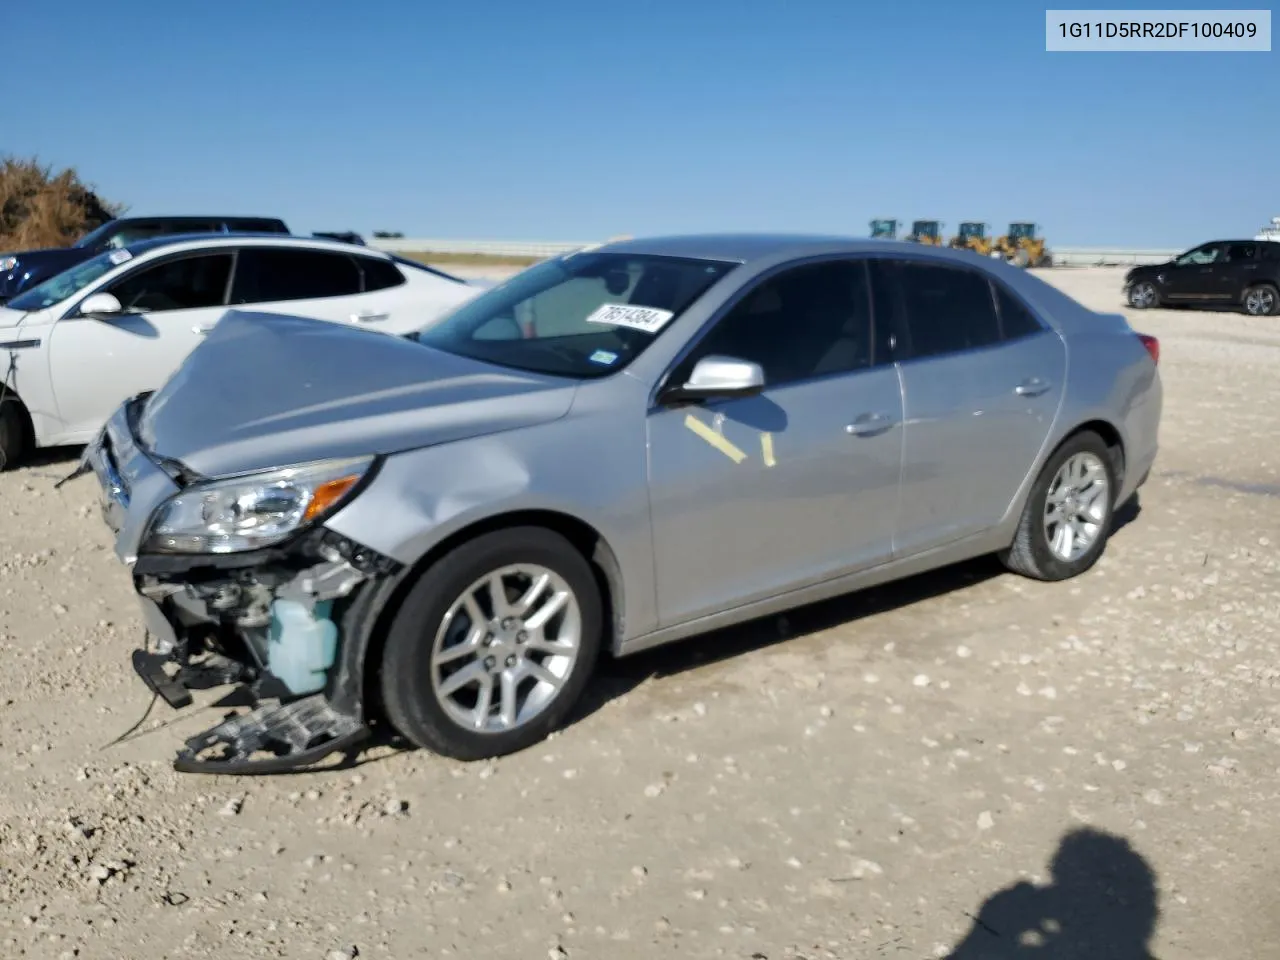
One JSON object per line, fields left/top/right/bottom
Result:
{"left": 265, "top": 599, "right": 338, "bottom": 695}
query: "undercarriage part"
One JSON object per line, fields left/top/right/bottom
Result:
{"left": 173, "top": 695, "right": 370, "bottom": 775}
{"left": 132, "top": 649, "right": 250, "bottom": 709}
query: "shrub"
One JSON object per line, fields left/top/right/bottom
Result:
{"left": 0, "top": 155, "right": 125, "bottom": 250}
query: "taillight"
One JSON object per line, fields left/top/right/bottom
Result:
{"left": 1137, "top": 333, "right": 1159, "bottom": 365}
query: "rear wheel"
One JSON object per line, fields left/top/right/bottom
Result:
{"left": 1243, "top": 283, "right": 1279, "bottom": 317}
{"left": 0, "top": 396, "right": 28, "bottom": 471}
{"left": 379, "top": 526, "right": 603, "bottom": 761}
{"left": 999, "top": 430, "right": 1117, "bottom": 582}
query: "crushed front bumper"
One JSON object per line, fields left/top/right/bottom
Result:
{"left": 81, "top": 399, "right": 401, "bottom": 775}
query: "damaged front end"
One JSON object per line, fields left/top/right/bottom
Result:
{"left": 132, "top": 527, "right": 400, "bottom": 774}
{"left": 83, "top": 395, "right": 403, "bottom": 775}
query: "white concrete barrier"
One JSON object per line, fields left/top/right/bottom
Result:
{"left": 368, "top": 237, "right": 1184, "bottom": 268}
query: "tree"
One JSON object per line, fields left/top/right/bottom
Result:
{"left": 372, "top": 230, "right": 405, "bottom": 239}
{"left": 0, "top": 155, "right": 125, "bottom": 250}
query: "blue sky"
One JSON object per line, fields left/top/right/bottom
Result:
{"left": 6, "top": 0, "right": 1276, "bottom": 246}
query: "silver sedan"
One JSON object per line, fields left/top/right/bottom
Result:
{"left": 83, "top": 233, "right": 1163, "bottom": 773}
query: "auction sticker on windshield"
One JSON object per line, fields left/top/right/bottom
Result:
{"left": 108, "top": 250, "right": 133, "bottom": 265}
{"left": 584, "top": 303, "right": 675, "bottom": 334}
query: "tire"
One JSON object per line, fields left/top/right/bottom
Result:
{"left": 0, "top": 396, "right": 28, "bottom": 472}
{"left": 1243, "top": 283, "right": 1280, "bottom": 317}
{"left": 1127, "top": 280, "right": 1159, "bottom": 309}
{"left": 379, "top": 526, "right": 603, "bottom": 761}
{"left": 999, "top": 430, "right": 1118, "bottom": 582}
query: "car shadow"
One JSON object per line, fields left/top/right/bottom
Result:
{"left": 573, "top": 491, "right": 1143, "bottom": 724}
{"left": 942, "top": 827, "right": 1159, "bottom": 960}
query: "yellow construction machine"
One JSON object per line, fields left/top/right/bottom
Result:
{"left": 948, "top": 221, "right": 993, "bottom": 256}
{"left": 870, "top": 218, "right": 898, "bottom": 240}
{"left": 994, "top": 222, "right": 1052, "bottom": 267}
{"left": 906, "top": 220, "right": 943, "bottom": 246}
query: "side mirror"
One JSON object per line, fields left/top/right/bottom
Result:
{"left": 658, "top": 355, "right": 766, "bottom": 405}
{"left": 79, "top": 292, "right": 124, "bottom": 317}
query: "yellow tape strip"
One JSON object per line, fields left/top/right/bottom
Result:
{"left": 683, "top": 414, "right": 748, "bottom": 464}
{"left": 761, "top": 432, "right": 776, "bottom": 467}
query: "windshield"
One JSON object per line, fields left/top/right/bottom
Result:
{"left": 413, "top": 251, "right": 738, "bottom": 379}
{"left": 73, "top": 221, "right": 117, "bottom": 249}
{"left": 7, "top": 249, "right": 126, "bottom": 311}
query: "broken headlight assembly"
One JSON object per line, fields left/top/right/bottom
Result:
{"left": 140, "top": 456, "right": 375, "bottom": 554}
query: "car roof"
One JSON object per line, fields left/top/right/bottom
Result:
{"left": 592, "top": 232, "right": 1009, "bottom": 268}
{"left": 119, "top": 232, "right": 391, "bottom": 259}
{"left": 112, "top": 215, "right": 287, "bottom": 224}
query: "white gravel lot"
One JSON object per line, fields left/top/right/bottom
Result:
{"left": 0, "top": 265, "right": 1277, "bottom": 960}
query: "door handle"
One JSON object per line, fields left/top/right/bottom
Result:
{"left": 1014, "top": 377, "right": 1052, "bottom": 397}
{"left": 845, "top": 411, "right": 897, "bottom": 436}
{"left": 351, "top": 311, "right": 389, "bottom": 323}
{"left": 192, "top": 324, "right": 215, "bottom": 335}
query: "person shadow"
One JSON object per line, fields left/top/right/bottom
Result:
{"left": 945, "top": 828, "right": 1159, "bottom": 960}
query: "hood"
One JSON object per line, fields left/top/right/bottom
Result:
{"left": 0, "top": 246, "right": 93, "bottom": 298}
{"left": 136, "top": 310, "right": 579, "bottom": 478}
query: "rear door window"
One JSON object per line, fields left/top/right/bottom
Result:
{"left": 873, "top": 260, "right": 1002, "bottom": 360}
{"left": 230, "top": 248, "right": 363, "bottom": 303}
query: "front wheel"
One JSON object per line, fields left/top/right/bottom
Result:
{"left": 999, "top": 431, "right": 1117, "bottom": 582}
{"left": 1127, "top": 281, "right": 1158, "bottom": 309}
{"left": 0, "top": 396, "right": 28, "bottom": 472}
{"left": 379, "top": 526, "right": 603, "bottom": 761}
{"left": 1243, "top": 283, "right": 1279, "bottom": 317}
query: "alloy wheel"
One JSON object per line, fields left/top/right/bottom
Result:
{"left": 1245, "top": 288, "right": 1276, "bottom": 316}
{"left": 430, "top": 564, "right": 582, "bottom": 734}
{"left": 1129, "top": 282, "right": 1156, "bottom": 308}
{"left": 1043, "top": 452, "right": 1110, "bottom": 563}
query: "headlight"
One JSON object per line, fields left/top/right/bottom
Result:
{"left": 0, "top": 256, "right": 16, "bottom": 273}
{"left": 140, "top": 456, "right": 375, "bottom": 554}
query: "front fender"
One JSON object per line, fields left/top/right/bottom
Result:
{"left": 324, "top": 379, "right": 658, "bottom": 641}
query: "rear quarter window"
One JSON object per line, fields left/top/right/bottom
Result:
{"left": 357, "top": 256, "right": 406, "bottom": 292}
{"left": 993, "top": 283, "right": 1045, "bottom": 340}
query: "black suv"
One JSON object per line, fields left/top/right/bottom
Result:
{"left": 1125, "top": 239, "right": 1280, "bottom": 316}
{"left": 0, "top": 215, "right": 290, "bottom": 302}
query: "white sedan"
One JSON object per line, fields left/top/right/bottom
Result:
{"left": 0, "top": 234, "right": 484, "bottom": 468}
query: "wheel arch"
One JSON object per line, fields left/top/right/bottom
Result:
{"left": 1064, "top": 417, "right": 1125, "bottom": 483}
{"left": 0, "top": 386, "right": 35, "bottom": 468}
{"left": 337, "top": 508, "right": 626, "bottom": 726}
{"left": 1000, "top": 415, "right": 1127, "bottom": 544}
{"left": 1243, "top": 278, "right": 1279, "bottom": 304}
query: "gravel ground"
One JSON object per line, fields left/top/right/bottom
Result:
{"left": 1, "top": 265, "right": 1277, "bottom": 960}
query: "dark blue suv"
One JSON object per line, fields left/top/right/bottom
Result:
{"left": 0, "top": 215, "right": 290, "bottom": 302}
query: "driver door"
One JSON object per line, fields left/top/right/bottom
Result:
{"left": 646, "top": 258, "right": 904, "bottom": 627}
{"left": 1164, "top": 242, "right": 1223, "bottom": 301}
{"left": 46, "top": 251, "right": 234, "bottom": 440}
